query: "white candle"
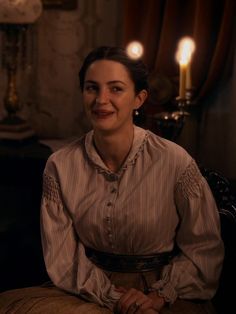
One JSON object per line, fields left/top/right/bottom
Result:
{"left": 176, "top": 37, "right": 195, "bottom": 98}
{"left": 186, "top": 61, "right": 192, "bottom": 90}
{"left": 179, "top": 62, "right": 187, "bottom": 99}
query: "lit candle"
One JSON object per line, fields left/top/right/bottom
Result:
{"left": 179, "top": 62, "right": 187, "bottom": 99}
{"left": 186, "top": 60, "right": 192, "bottom": 90}
{"left": 176, "top": 37, "right": 195, "bottom": 98}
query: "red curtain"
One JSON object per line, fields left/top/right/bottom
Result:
{"left": 123, "top": 0, "right": 235, "bottom": 110}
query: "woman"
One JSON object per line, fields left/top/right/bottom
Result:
{"left": 0, "top": 46, "right": 223, "bottom": 314}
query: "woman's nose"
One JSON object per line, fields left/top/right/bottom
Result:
{"left": 96, "top": 88, "right": 109, "bottom": 104}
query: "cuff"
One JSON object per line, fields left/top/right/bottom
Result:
{"left": 151, "top": 266, "right": 178, "bottom": 304}
{"left": 105, "top": 285, "right": 123, "bottom": 311}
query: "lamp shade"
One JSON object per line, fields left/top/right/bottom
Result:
{"left": 0, "top": 0, "right": 42, "bottom": 24}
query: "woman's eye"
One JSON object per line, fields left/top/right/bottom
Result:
{"left": 85, "top": 85, "right": 98, "bottom": 92}
{"left": 111, "top": 86, "right": 123, "bottom": 92}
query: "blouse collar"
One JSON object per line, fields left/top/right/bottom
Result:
{"left": 84, "top": 126, "right": 148, "bottom": 175}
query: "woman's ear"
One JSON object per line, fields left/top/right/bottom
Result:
{"left": 134, "top": 89, "right": 148, "bottom": 109}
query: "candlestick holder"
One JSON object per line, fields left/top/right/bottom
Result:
{"left": 152, "top": 88, "right": 194, "bottom": 141}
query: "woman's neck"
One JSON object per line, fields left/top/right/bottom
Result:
{"left": 93, "top": 126, "right": 134, "bottom": 173}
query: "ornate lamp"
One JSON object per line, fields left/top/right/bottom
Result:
{"left": 0, "top": 0, "right": 42, "bottom": 141}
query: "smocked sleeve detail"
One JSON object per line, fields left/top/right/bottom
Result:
{"left": 42, "top": 172, "right": 61, "bottom": 203}
{"left": 175, "top": 159, "right": 203, "bottom": 199}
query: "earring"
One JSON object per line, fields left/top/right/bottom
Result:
{"left": 134, "top": 109, "right": 139, "bottom": 116}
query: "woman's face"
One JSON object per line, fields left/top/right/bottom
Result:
{"left": 82, "top": 60, "right": 147, "bottom": 135}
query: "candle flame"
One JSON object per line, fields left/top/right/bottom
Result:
{"left": 176, "top": 37, "right": 195, "bottom": 65}
{"left": 126, "top": 41, "right": 144, "bottom": 59}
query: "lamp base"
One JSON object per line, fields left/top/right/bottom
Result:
{"left": 0, "top": 116, "right": 35, "bottom": 142}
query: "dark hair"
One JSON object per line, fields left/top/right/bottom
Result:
{"left": 79, "top": 46, "right": 149, "bottom": 94}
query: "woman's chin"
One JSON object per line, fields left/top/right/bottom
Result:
{"left": 91, "top": 117, "right": 115, "bottom": 131}
{"left": 92, "top": 121, "right": 113, "bottom": 132}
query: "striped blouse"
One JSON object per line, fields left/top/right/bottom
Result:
{"left": 40, "top": 126, "right": 224, "bottom": 310}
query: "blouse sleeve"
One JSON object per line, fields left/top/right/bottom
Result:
{"left": 151, "top": 160, "right": 224, "bottom": 304}
{"left": 40, "top": 171, "right": 122, "bottom": 310}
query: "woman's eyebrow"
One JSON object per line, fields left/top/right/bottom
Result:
{"left": 108, "top": 80, "right": 126, "bottom": 85}
{"left": 84, "top": 80, "right": 97, "bottom": 84}
{"left": 84, "top": 80, "right": 127, "bottom": 86}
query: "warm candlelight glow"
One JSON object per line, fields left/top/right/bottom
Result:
{"left": 176, "top": 37, "right": 195, "bottom": 98}
{"left": 126, "top": 41, "right": 144, "bottom": 59}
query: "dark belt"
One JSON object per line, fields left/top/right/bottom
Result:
{"left": 85, "top": 246, "right": 173, "bottom": 273}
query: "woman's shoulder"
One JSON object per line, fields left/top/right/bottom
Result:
{"left": 50, "top": 137, "right": 85, "bottom": 160}
{"left": 145, "top": 128, "right": 190, "bottom": 159}
{"left": 145, "top": 129, "right": 200, "bottom": 183}
{"left": 44, "top": 133, "right": 87, "bottom": 175}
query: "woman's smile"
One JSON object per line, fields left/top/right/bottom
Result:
{"left": 92, "top": 108, "right": 115, "bottom": 119}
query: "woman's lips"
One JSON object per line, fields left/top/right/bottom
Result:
{"left": 92, "top": 110, "right": 114, "bottom": 118}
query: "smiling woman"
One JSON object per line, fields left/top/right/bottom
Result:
{"left": 42, "top": 0, "right": 77, "bottom": 10}
{"left": 0, "top": 46, "right": 224, "bottom": 314}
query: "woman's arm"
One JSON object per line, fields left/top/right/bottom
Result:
{"left": 150, "top": 160, "right": 224, "bottom": 304}
{"left": 40, "top": 171, "right": 122, "bottom": 310}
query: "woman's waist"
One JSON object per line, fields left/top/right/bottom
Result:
{"left": 84, "top": 246, "right": 175, "bottom": 273}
